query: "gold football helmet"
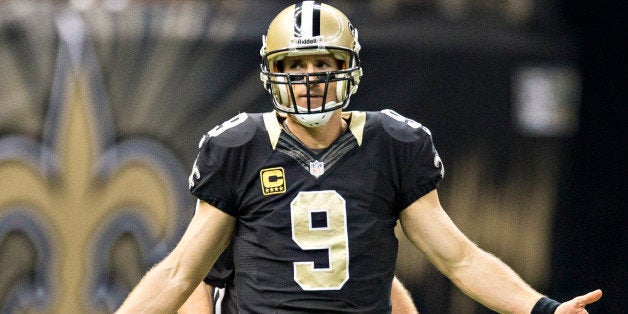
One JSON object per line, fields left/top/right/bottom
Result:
{"left": 260, "top": 1, "right": 363, "bottom": 127}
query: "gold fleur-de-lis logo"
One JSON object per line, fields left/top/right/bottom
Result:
{"left": 0, "top": 12, "right": 190, "bottom": 312}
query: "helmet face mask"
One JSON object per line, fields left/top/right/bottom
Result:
{"left": 260, "top": 1, "right": 362, "bottom": 125}
{"left": 263, "top": 65, "right": 354, "bottom": 112}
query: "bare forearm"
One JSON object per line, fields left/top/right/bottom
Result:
{"left": 117, "top": 262, "right": 201, "bottom": 313}
{"left": 117, "top": 201, "right": 235, "bottom": 313}
{"left": 178, "top": 282, "right": 213, "bottom": 314}
{"left": 446, "top": 247, "right": 542, "bottom": 313}
{"left": 400, "top": 192, "right": 542, "bottom": 314}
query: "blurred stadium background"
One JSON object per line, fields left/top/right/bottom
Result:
{"left": 0, "top": 0, "right": 623, "bottom": 313}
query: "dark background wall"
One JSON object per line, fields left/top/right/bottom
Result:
{"left": 550, "top": 1, "right": 625, "bottom": 313}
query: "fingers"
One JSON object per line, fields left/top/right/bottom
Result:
{"left": 555, "top": 290, "right": 602, "bottom": 314}
{"left": 575, "top": 289, "right": 603, "bottom": 307}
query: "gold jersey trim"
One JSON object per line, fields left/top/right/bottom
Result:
{"left": 263, "top": 111, "right": 366, "bottom": 149}
{"left": 263, "top": 111, "right": 284, "bottom": 150}
{"left": 345, "top": 111, "right": 365, "bottom": 146}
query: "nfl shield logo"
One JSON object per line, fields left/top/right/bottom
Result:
{"left": 309, "top": 160, "right": 325, "bottom": 177}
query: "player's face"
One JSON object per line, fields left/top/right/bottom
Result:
{"left": 281, "top": 54, "right": 340, "bottom": 109}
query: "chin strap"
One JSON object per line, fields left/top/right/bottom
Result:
{"left": 293, "top": 101, "right": 337, "bottom": 127}
{"left": 294, "top": 112, "right": 333, "bottom": 127}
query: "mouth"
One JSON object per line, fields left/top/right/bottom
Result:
{"left": 297, "top": 94, "right": 324, "bottom": 101}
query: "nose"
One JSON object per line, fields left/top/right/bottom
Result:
{"left": 303, "top": 64, "right": 320, "bottom": 84}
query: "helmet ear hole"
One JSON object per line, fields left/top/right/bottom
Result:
{"left": 272, "top": 76, "right": 290, "bottom": 106}
{"left": 336, "top": 80, "right": 347, "bottom": 102}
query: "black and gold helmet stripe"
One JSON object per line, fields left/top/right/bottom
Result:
{"left": 294, "top": 1, "right": 321, "bottom": 38}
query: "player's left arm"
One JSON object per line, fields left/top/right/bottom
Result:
{"left": 399, "top": 189, "right": 602, "bottom": 313}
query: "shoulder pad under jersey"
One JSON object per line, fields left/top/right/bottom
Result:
{"left": 377, "top": 109, "right": 433, "bottom": 142}
{"left": 198, "top": 113, "right": 260, "bottom": 149}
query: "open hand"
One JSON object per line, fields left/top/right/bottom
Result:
{"left": 555, "top": 290, "right": 603, "bottom": 314}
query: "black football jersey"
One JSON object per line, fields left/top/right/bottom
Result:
{"left": 203, "top": 242, "right": 237, "bottom": 313}
{"left": 204, "top": 242, "right": 235, "bottom": 289}
{"left": 190, "top": 110, "right": 444, "bottom": 313}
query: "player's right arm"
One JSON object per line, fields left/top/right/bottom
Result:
{"left": 116, "top": 200, "right": 235, "bottom": 313}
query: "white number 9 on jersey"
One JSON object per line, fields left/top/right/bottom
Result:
{"left": 290, "top": 190, "right": 349, "bottom": 290}
{"left": 207, "top": 113, "right": 248, "bottom": 138}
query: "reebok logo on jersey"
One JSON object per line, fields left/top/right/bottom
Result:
{"left": 260, "top": 167, "right": 286, "bottom": 195}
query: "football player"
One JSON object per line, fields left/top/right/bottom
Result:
{"left": 118, "top": 2, "right": 601, "bottom": 313}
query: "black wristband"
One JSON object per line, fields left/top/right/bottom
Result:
{"left": 531, "top": 296, "right": 561, "bottom": 314}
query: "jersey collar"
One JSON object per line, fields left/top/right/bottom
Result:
{"left": 263, "top": 111, "right": 366, "bottom": 149}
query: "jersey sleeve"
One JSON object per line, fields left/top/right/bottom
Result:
{"left": 378, "top": 109, "right": 445, "bottom": 210}
{"left": 188, "top": 113, "right": 256, "bottom": 216}
{"left": 398, "top": 126, "right": 444, "bottom": 209}
{"left": 189, "top": 137, "right": 235, "bottom": 215}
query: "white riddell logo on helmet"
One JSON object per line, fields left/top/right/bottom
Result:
{"left": 290, "top": 36, "right": 323, "bottom": 47}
